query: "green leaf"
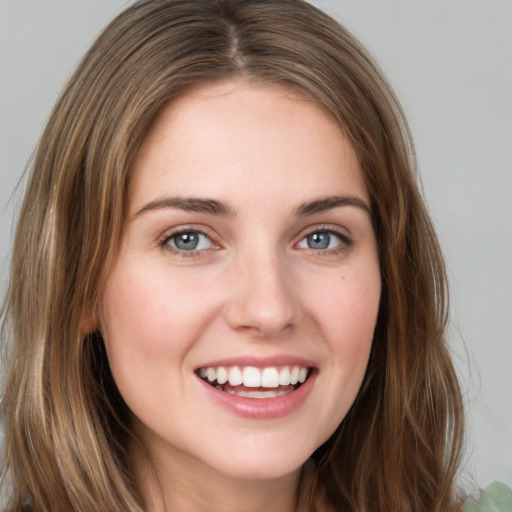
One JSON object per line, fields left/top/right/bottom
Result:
{"left": 481, "top": 482, "right": 512, "bottom": 511}
{"left": 463, "top": 482, "right": 512, "bottom": 512}
{"left": 463, "top": 497, "right": 483, "bottom": 512}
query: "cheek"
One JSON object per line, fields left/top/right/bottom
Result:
{"left": 98, "top": 264, "right": 222, "bottom": 414}
{"left": 308, "top": 266, "right": 380, "bottom": 376}
{"left": 100, "top": 264, "right": 218, "bottom": 357}
{"left": 312, "top": 268, "right": 380, "bottom": 333}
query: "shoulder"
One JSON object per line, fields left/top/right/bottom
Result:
{"left": 463, "top": 482, "right": 512, "bottom": 512}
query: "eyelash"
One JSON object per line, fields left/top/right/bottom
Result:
{"left": 296, "top": 226, "right": 352, "bottom": 255}
{"left": 159, "top": 227, "right": 217, "bottom": 258}
{"left": 158, "top": 225, "right": 352, "bottom": 258}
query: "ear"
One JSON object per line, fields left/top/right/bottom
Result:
{"left": 79, "top": 307, "right": 97, "bottom": 337}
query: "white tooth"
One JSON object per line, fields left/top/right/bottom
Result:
{"left": 199, "top": 368, "right": 207, "bottom": 378}
{"left": 233, "top": 388, "right": 293, "bottom": 399}
{"left": 244, "top": 390, "right": 269, "bottom": 398}
{"left": 279, "top": 367, "right": 291, "bottom": 386}
{"left": 228, "top": 366, "right": 243, "bottom": 386}
{"left": 298, "top": 367, "right": 308, "bottom": 384}
{"left": 206, "top": 367, "right": 217, "bottom": 383}
{"left": 261, "top": 367, "right": 279, "bottom": 388}
{"left": 290, "top": 366, "right": 299, "bottom": 385}
{"left": 243, "top": 366, "right": 261, "bottom": 388}
{"left": 217, "top": 366, "right": 228, "bottom": 385}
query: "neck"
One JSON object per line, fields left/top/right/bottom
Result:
{"left": 130, "top": 436, "right": 305, "bottom": 512}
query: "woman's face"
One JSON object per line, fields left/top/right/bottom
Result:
{"left": 100, "top": 81, "right": 381, "bottom": 483}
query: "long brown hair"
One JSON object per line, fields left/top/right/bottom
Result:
{"left": 1, "top": 1, "right": 464, "bottom": 510}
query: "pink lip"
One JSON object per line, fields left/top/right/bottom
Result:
{"left": 195, "top": 355, "right": 315, "bottom": 370}
{"left": 196, "top": 370, "right": 316, "bottom": 420}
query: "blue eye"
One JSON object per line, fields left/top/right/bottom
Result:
{"left": 166, "top": 231, "right": 214, "bottom": 251}
{"left": 297, "top": 231, "right": 346, "bottom": 251}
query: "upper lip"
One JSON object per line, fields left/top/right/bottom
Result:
{"left": 195, "top": 355, "right": 316, "bottom": 371}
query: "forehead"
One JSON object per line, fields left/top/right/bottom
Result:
{"left": 129, "top": 80, "right": 367, "bottom": 210}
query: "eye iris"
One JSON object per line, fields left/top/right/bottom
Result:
{"left": 307, "top": 232, "right": 330, "bottom": 249}
{"left": 174, "top": 232, "right": 199, "bottom": 250}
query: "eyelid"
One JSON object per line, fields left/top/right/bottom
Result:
{"left": 158, "top": 225, "right": 221, "bottom": 256}
{"left": 294, "top": 224, "right": 353, "bottom": 251}
{"left": 298, "top": 223, "right": 351, "bottom": 240}
{"left": 156, "top": 223, "right": 352, "bottom": 258}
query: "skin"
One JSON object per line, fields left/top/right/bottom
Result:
{"left": 99, "top": 81, "right": 381, "bottom": 512}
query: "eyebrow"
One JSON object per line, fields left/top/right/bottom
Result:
{"left": 133, "top": 194, "right": 371, "bottom": 219}
{"left": 293, "top": 195, "right": 372, "bottom": 217}
{"left": 133, "top": 196, "right": 236, "bottom": 218}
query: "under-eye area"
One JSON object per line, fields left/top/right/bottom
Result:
{"left": 196, "top": 365, "right": 312, "bottom": 399}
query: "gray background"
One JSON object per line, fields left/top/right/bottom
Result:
{"left": 1, "top": 0, "right": 511, "bottom": 491}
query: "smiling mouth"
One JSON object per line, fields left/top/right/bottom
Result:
{"left": 196, "top": 365, "right": 311, "bottom": 399}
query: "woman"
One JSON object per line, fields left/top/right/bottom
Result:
{"left": 0, "top": 0, "right": 476, "bottom": 510}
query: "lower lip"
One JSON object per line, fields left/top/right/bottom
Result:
{"left": 197, "top": 371, "right": 316, "bottom": 420}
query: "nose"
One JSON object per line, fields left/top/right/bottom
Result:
{"left": 225, "top": 249, "right": 300, "bottom": 338}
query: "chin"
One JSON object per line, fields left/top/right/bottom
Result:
{"left": 196, "top": 433, "right": 320, "bottom": 482}
{"left": 214, "top": 457, "right": 305, "bottom": 482}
